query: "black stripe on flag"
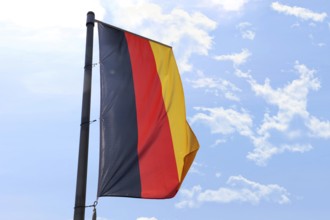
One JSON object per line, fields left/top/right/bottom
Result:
{"left": 98, "top": 23, "right": 141, "bottom": 197}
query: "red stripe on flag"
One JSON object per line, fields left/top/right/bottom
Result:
{"left": 125, "top": 32, "right": 179, "bottom": 198}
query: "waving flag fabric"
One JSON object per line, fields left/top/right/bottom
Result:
{"left": 97, "top": 22, "right": 199, "bottom": 199}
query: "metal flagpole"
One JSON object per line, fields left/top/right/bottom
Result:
{"left": 74, "top": 11, "right": 95, "bottom": 220}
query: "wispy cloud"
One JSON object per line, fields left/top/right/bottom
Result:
{"left": 242, "top": 30, "right": 256, "bottom": 40}
{"left": 247, "top": 141, "right": 313, "bottom": 165}
{"left": 189, "top": 162, "right": 207, "bottom": 175}
{"left": 175, "top": 175, "right": 290, "bottom": 208}
{"left": 191, "top": 107, "right": 253, "bottom": 137}
{"left": 237, "top": 22, "right": 256, "bottom": 40}
{"left": 215, "top": 172, "right": 222, "bottom": 178}
{"left": 187, "top": 71, "right": 241, "bottom": 101}
{"left": 207, "top": 0, "right": 250, "bottom": 12}
{"left": 214, "top": 49, "right": 251, "bottom": 66}
{"left": 306, "top": 116, "right": 330, "bottom": 138}
{"left": 210, "top": 139, "right": 227, "bottom": 148}
{"left": 308, "top": 34, "right": 326, "bottom": 47}
{"left": 271, "top": 2, "right": 327, "bottom": 22}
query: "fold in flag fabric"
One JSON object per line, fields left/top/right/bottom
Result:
{"left": 97, "top": 22, "right": 199, "bottom": 199}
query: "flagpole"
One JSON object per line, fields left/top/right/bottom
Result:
{"left": 74, "top": 11, "right": 95, "bottom": 220}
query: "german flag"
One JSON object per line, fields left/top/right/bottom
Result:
{"left": 97, "top": 22, "right": 199, "bottom": 199}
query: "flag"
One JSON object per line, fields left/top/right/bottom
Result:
{"left": 97, "top": 22, "right": 199, "bottom": 199}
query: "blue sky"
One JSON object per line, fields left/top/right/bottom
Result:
{"left": 0, "top": 0, "right": 329, "bottom": 219}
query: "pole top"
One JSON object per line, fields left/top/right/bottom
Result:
{"left": 86, "top": 11, "right": 95, "bottom": 26}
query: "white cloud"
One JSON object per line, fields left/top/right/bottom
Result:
{"left": 309, "top": 34, "right": 327, "bottom": 47}
{"left": 176, "top": 175, "right": 290, "bottom": 208}
{"left": 211, "top": 139, "right": 227, "bottom": 148}
{"left": 136, "top": 217, "right": 158, "bottom": 220}
{"left": 280, "top": 144, "right": 313, "bottom": 153}
{"left": 215, "top": 172, "right": 222, "bottom": 178}
{"left": 208, "top": 0, "right": 250, "bottom": 12}
{"left": 306, "top": 116, "right": 330, "bottom": 138}
{"left": 243, "top": 62, "right": 327, "bottom": 164}
{"left": 247, "top": 142, "right": 313, "bottom": 165}
{"left": 187, "top": 71, "right": 241, "bottom": 101}
{"left": 271, "top": 2, "right": 327, "bottom": 22}
{"left": 0, "top": 1, "right": 105, "bottom": 113}
{"left": 291, "top": 22, "right": 300, "bottom": 28}
{"left": 103, "top": 0, "right": 217, "bottom": 72}
{"left": 242, "top": 30, "right": 256, "bottom": 40}
{"left": 175, "top": 185, "right": 203, "bottom": 208}
{"left": 193, "top": 62, "right": 329, "bottom": 165}
{"left": 189, "top": 162, "right": 206, "bottom": 175}
{"left": 191, "top": 107, "right": 253, "bottom": 137}
{"left": 0, "top": 0, "right": 105, "bottom": 29}
{"left": 234, "top": 68, "right": 253, "bottom": 79}
{"left": 190, "top": 104, "right": 313, "bottom": 165}
{"left": 191, "top": 103, "right": 316, "bottom": 165}
{"left": 237, "top": 22, "right": 251, "bottom": 29}
{"left": 237, "top": 22, "right": 255, "bottom": 40}
{"left": 214, "top": 49, "right": 251, "bottom": 66}
{"left": 248, "top": 62, "right": 320, "bottom": 136}
{"left": 0, "top": 0, "right": 105, "bottom": 53}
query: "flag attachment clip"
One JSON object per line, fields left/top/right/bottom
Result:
{"left": 80, "top": 119, "right": 97, "bottom": 127}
